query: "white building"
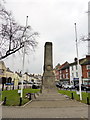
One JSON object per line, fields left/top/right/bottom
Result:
{"left": 69, "top": 58, "right": 82, "bottom": 85}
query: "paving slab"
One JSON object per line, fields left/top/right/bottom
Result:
{"left": 1, "top": 91, "right": 89, "bottom": 119}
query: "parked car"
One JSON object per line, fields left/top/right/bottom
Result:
{"left": 75, "top": 84, "right": 87, "bottom": 91}
{"left": 56, "top": 83, "right": 62, "bottom": 88}
{"left": 63, "top": 84, "right": 69, "bottom": 89}
{"left": 68, "top": 85, "right": 75, "bottom": 89}
{"left": 28, "top": 81, "right": 33, "bottom": 84}
{"left": 83, "top": 86, "right": 90, "bottom": 91}
{"left": 18, "top": 81, "right": 27, "bottom": 85}
{"left": 32, "top": 83, "right": 40, "bottom": 89}
{"left": 6, "top": 83, "right": 14, "bottom": 85}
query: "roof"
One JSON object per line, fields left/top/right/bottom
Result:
{"left": 80, "top": 59, "right": 90, "bottom": 65}
{"left": 0, "top": 61, "right": 5, "bottom": 65}
{"left": 69, "top": 58, "right": 85, "bottom": 66}
{"left": 15, "top": 72, "right": 22, "bottom": 77}
{"left": 6, "top": 68, "right": 13, "bottom": 73}
{"left": 58, "top": 61, "right": 69, "bottom": 70}
{"left": 61, "top": 64, "right": 69, "bottom": 70}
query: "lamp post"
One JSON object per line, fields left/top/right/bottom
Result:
{"left": 74, "top": 23, "right": 82, "bottom": 100}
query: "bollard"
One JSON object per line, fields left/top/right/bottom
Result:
{"left": 12, "top": 85, "right": 14, "bottom": 90}
{"left": 6, "top": 86, "right": 8, "bottom": 90}
{"left": 19, "top": 97, "right": 22, "bottom": 106}
{"left": 3, "top": 97, "right": 7, "bottom": 105}
{"left": 40, "top": 89, "right": 42, "bottom": 93}
{"left": 87, "top": 97, "right": 90, "bottom": 105}
{"left": 29, "top": 93, "right": 31, "bottom": 100}
{"left": 71, "top": 93, "right": 74, "bottom": 99}
{"left": 34, "top": 93, "right": 36, "bottom": 99}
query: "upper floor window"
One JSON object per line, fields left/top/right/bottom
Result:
{"left": 72, "top": 73, "right": 74, "bottom": 78}
{"left": 0, "top": 69, "right": 4, "bottom": 75}
{"left": 87, "top": 65, "right": 90, "bottom": 70}
{"left": 72, "top": 66, "right": 73, "bottom": 71}
{"left": 88, "top": 72, "right": 90, "bottom": 78}
{"left": 63, "top": 74, "right": 65, "bottom": 78}
{"left": 60, "top": 75, "right": 62, "bottom": 79}
{"left": 66, "top": 73, "right": 68, "bottom": 79}
{"left": 76, "top": 65, "right": 78, "bottom": 70}
{"left": 60, "top": 70, "right": 62, "bottom": 74}
{"left": 66, "top": 69, "right": 68, "bottom": 72}
{"left": 76, "top": 72, "right": 78, "bottom": 77}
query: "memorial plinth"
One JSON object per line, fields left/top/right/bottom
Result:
{"left": 43, "top": 42, "right": 56, "bottom": 93}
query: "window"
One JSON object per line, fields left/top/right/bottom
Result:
{"left": 60, "top": 70, "right": 62, "bottom": 74}
{"left": 63, "top": 74, "right": 65, "bottom": 78}
{"left": 76, "top": 65, "right": 77, "bottom": 70}
{"left": 66, "top": 69, "right": 68, "bottom": 72}
{"left": 0, "top": 69, "right": 4, "bottom": 75}
{"left": 87, "top": 65, "right": 90, "bottom": 70}
{"left": 66, "top": 73, "right": 68, "bottom": 79}
{"left": 60, "top": 75, "right": 62, "bottom": 79}
{"left": 76, "top": 72, "right": 78, "bottom": 77}
{"left": 88, "top": 72, "right": 90, "bottom": 78}
{"left": 72, "top": 73, "right": 74, "bottom": 77}
{"left": 72, "top": 66, "right": 73, "bottom": 71}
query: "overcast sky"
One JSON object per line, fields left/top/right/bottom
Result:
{"left": 3, "top": 0, "right": 89, "bottom": 74}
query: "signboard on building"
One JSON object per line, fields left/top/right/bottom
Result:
{"left": 73, "top": 78, "right": 79, "bottom": 81}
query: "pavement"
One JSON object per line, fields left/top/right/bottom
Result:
{"left": 1, "top": 90, "right": 89, "bottom": 119}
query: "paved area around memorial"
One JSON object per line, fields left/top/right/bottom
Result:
{"left": 1, "top": 91, "right": 89, "bottom": 119}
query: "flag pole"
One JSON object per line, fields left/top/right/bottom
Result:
{"left": 74, "top": 23, "right": 82, "bottom": 100}
{"left": 21, "top": 16, "right": 28, "bottom": 99}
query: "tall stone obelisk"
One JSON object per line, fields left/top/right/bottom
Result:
{"left": 43, "top": 42, "right": 56, "bottom": 93}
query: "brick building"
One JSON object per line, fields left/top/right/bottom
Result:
{"left": 59, "top": 62, "right": 70, "bottom": 85}
{"left": 81, "top": 55, "right": 90, "bottom": 86}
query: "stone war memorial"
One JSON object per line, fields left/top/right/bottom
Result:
{"left": 43, "top": 42, "right": 56, "bottom": 93}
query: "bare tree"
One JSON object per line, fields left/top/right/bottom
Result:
{"left": 0, "top": 3, "right": 38, "bottom": 60}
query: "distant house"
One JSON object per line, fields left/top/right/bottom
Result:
{"left": 54, "top": 63, "right": 61, "bottom": 82}
{"left": 0, "top": 61, "right": 14, "bottom": 84}
{"left": 59, "top": 62, "right": 70, "bottom": 85}
{"left": 5, "top": 68, "right": 14, "bottom": 83}
{"left": 29, "top": 74, "right": 35, "bottom": 82}
{"left": 0, "top": 61, "right": 7, "bottom": 84}
{"left": 69, "top": 58, "right": 82, "bottom": 85}
{"left": 69, "top": 55, "right": 90, "bottom": 86}
{"left": 81, "top": 55, "right": 90, "bottom": 86}
{"left": 14, "top": 72, "right": 22, "bottom": 86}
{"left": 23, "top": 72, "right": 30, "bottom": 82}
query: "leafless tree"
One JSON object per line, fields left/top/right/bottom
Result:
{"left": 0, "top": 2, "right": 38, "bottom": 60}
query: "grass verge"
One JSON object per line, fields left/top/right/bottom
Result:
{"left": 58, "top": 89, "right": 90, "bottom": 104}
{"left": 2, "top": 88, "right": 40, "bottom": 106}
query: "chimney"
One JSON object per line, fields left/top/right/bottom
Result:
{"left": 74, "top": 58, "right": 77, "bottom": 62}
{"left": 86, "top": 55, "right": 90, "bottom": 60}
